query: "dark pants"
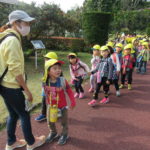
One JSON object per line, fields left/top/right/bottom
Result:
{"left": 138, "top": 61, "right": 147, "bottom": 73}
{"left": 0, "top": 86, "right": 35, "bottom": 146}
{"left": 41, "top": 96, "right": 47, "bottom": 116}
{"left": 113, "top": 79, "right": 119, "bottom": 91}
{"left": 121, "top": 69, "right": 133, "bottom": 84}
{"left": 93, "top": 77, "right": 110, "bottom": 100}
{"left": 74, "top": 76, "right": 84, "bottom": 93}
{"left": 47, "top": 107, "right": 68, "bottom": 136}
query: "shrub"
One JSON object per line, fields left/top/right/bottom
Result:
{"left": 82, "top": 12, "right": 112, "bottom": 46}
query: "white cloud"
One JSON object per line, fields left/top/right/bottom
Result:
{"left": 18, "top": 0, "right": 84, "bottom": 11}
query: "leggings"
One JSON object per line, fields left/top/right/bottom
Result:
{"left": 121, "top": 69, "right": 133, "bottom": 84}
{"left": 74, "top": 76, "right": 84, "bottom": 93}
{"left": 113, "top": 79, "right": 119, "bottom": 91}
{"left": 90, "top": 74, "right": 97, "bottom": 89}
{"left": 93, "top": 77, "right": 110, "bottom": 100}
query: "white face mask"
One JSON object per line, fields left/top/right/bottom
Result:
{"left": 16, "top": 24, "right": 30, "bottom": 36}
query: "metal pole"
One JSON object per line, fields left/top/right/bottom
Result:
{"left": 35, "top": 50, "right": 37, "bottom": 69}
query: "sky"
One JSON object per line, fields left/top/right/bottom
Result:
{"left": 18, "top": 0, "right": 85, "bottom": 12}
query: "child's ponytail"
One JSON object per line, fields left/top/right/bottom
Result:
{"left": 0, "top": 24, "right": 11, "bottom": 32}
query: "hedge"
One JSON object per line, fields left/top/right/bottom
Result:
{"left": 82, "top": 12, "right": 112, "bottom": 46}
{"left": 40, "top": 37, "right": 86, "bottom": 52}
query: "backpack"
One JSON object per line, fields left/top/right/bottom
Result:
{"left": 0, "top": 32, "right": 20, "bottom": 84}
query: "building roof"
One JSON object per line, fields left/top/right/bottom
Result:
{"left": 0, "top": 0, "right": 19, "bottom": 4}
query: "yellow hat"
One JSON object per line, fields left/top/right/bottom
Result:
{"left": 100, "top": 46, "right": 109, "bottom": 51}
{"left": 44, "top": 52, "right": 58, "bottom": 60}
{"left": 107, "top": 41, "right": 114, "bottom": 48}
{"left": 124, "top": 44, "right": 133, "bottom": 50}
{"left": 116, "top": 43, "right": 123, "bottom": 49}
{"left": 92, "top": 44, "right": 101, "bottom": 50}
{"left": 142, "top": 42, "right": 148, "bottom": 46}
{"left": 42, "top": 59, "right": 64, "bottom": 82}
{"left": 132, "top": 38, "right": 137, "bottom": 44}
{"left": 68, "top": 53, "right": 77, "bottom": 57}
{"left": 142, "top": 42, "right": 149, "bottom": 49}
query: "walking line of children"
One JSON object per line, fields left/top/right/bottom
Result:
{"left": 35, "top": 35, "right": 149, "bottom": 146}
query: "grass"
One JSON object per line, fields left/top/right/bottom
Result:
{"left": 0, "top": 51, "right": 91, "bottom": 127}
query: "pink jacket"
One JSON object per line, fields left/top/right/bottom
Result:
{"left": 69, "top": 59, "right": 90, "bottom": 80}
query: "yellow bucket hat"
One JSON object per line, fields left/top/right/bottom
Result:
{"left": 92, "top": 44, "right": 101, "bottom": 50}
{"left": 42, "top": 59, "right": 64, "bottom": 82}
{"left": 100, "top": 46, "right": 109, "bottom": 51}
{"left": 107, "top": 41, "right": 114, "bottom": 48}
{"left": 44, "top": 52, "right": 58, "bottom": 60}
{"left": 116, "top": 43, "right": 123, "bottom": 49}
{"left": 68, "top": 53, "right": 77, "bottom": 57}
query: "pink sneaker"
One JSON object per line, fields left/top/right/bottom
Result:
{"left": 79, "top": 93, "right": 84, "bottom": 99}
{"left": 88, "top": 88, "right": 94, "bottom": 93}
{"left": 74, "top": 93, "right": 79, "bottom": 98}
{"left": 88, "top": 99, "right": 97, "bottom": 106}
{"left": 100, "top": 97, "right": 110, "bottom": 104}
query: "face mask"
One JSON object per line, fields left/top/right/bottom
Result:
{"left": 16, "top": 24, "right": 30, "bottom": 36}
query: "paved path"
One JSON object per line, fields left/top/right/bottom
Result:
{"left": 1, "top": 65, "right": 150, "bottom": 150}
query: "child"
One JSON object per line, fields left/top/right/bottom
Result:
{"left": 115, "top": 43, "right": 123, "bottom": 63}
{"left": 119, "top": 44, "right": 136, "bottom": 90}
{"left": 88, "top": 46, "right": 113, "bottom": 106}
{"left": 110, "top": 45, "right": 121, "bottom": 96}
{"left": 89, "top": 44, "right": 101, "bottom": 93}
{"left": 137, "top": 42, "right": 149, "bottom": 74}
{"left": 68, "top": 53, "right": 90, "bottom": 99}
{"left": 43, "top": 59, "right": 76, "bottom": 145}
{"left": 35, "top": 52, "right": 58, "bottom": 122}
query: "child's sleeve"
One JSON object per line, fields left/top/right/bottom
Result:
{"left": 80, "top": 61, "right": 90, "bottom": 72}
{"left": 91, "top": 63, "right": 100, "bottom": 74}
{"left": 108, "top": 58, "right": 113, "bottom": 80}
{"left": 69, "top": 65, "right": 75, "bottom": 80}
{"left": 65, "top": 80, "right": 76, "bottom": 107}
{"left": 116, "top": 54, "right": 121, "bottom": 72}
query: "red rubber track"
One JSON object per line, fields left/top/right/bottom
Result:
{"left": 1, "top": 65, "right": 150, "bottom": 150}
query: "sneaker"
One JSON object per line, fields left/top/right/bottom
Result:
{"left": 128, "top": 84, "right": 132, "bottom": 90}
{"left": 88, "top": 99, "right": 97, "bottom": 106}
{"left": 116, "top": 91, "right": 121, "bottom": 97}
{"left": 119, "top": 84, "right": 124, "bottom": 89}
{"left": 57, "top": 135, "right": 69, "bottom": 145}
{"left": 100, "top": 97, "right": 110, "bottom": 104}
{"left": 26, "top": 136, "right": 46, "bottom": 150}
{"left": 79, "top": 92, "right": 84, "bottom": 99}
{"left": 35, "top": 114, "right": 46, "bottom": 122}
{"left": 46, "top": 132, "right": 58, "bottom": 143}
{"left": 5, "top": 139, "right": 26, "bottom": 150}
{"left": 88, "top": 88, "right": 94, "bottom": 93}
{"left": 74, "top": 93, "right": 79, "bottom": 98}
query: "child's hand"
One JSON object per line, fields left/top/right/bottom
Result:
{"left": 116, "top": 71, "right": 120, "bottom": 76}
{"left": 88, "top": 72, "right": 91, "bottom": 76}
{"left": 106, "top": 80, "right": 110, "bottom": 85}
{"left": 74, "top": 78, "right": 79, "bottom": 81}
{"left": 123, "top": 69, "right": 126, "bottom": 74}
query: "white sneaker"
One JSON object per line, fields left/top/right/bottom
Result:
{"left": 116, "top": 91, "right": 121, "bottom": 97}
{"left": 26, "top": 136, "right": 46, "bottom": 150}
{"left": 5, "top": 139, "right": 26, "bottom": 150}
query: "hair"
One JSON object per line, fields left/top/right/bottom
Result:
{"left": 0, "top": 20, "right": 22, "bottom": 33}
{"left": 0, "top": 24, "right": 11, "bottom": 32}
{"left": 68, "top": 55, "right": 77, "bottom": 59}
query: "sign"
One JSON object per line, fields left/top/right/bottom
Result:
{"left": 31, "top": 40, "right": 45, "bottom": 49}
{"left": 31, "top": 40, "right": 46, "bottom": 69}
